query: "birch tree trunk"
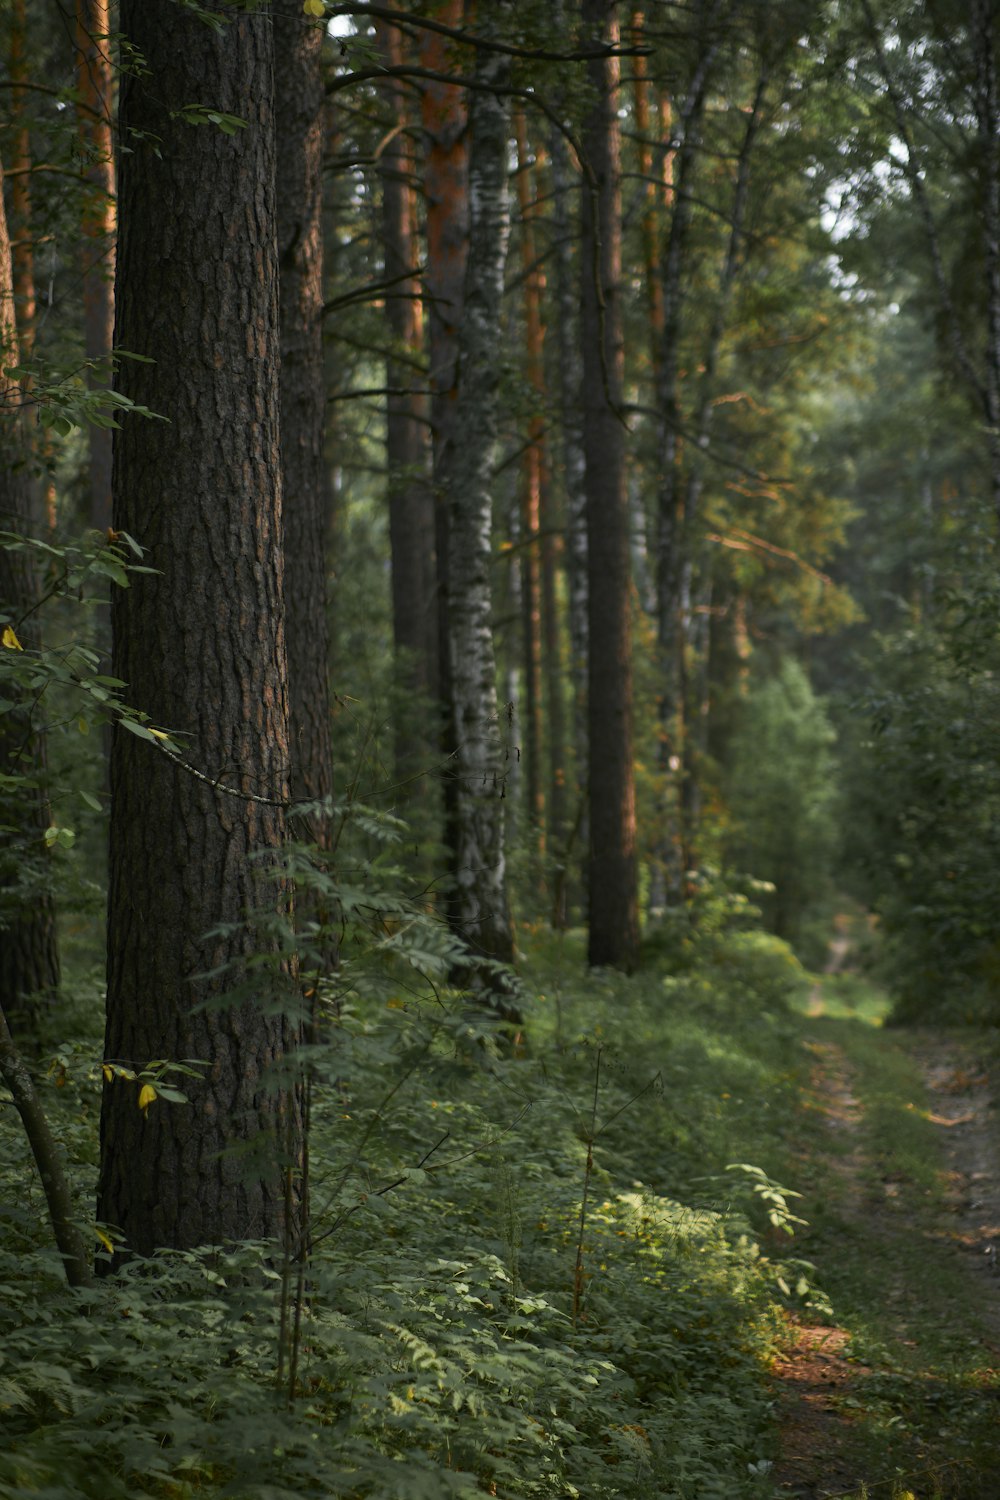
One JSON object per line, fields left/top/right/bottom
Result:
{"left": 99, "top": 5, "right": 300, "bottom": 1260}
{"left": 421, "top": 1, "right": 469, "bottom": 924}
{"left": 446, "top": 7, "right": 515, "bottom": 984}
{"left": 581, "top": 0, "right": 638, "bottom": 971}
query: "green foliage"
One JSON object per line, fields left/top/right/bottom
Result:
{"left": 843, "top": 548, "right": 1000, "bottom": 1023}
{"left": 1, "top": 839, "right": 827, "bottom": 1498}
{"left": 723, "top": 660, "right": 839, "bottom": 951}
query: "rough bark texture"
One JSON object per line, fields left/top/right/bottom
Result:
{"left": 74, "top": 0, "right": 116, "bottom": 533}
{"left": 274, "top": 0, "right": 333, "bottom": 831}
{"left": 649, "top": 15, "right": 720, "bottom": 910}
{"left": 99, "top": 7, "right": 300, "bottom": 1259}
{"left": 0, "top": 153, "right": 61, "bottom": 1044}
{"left": 580, "top": 0, "right": 639, "bottom": 971}
{"left": 446, "top": 12, "right": 514, "bottom": 975}
{"left": 420, "top": 1, "right": 468, "bottom": 922}
{"left": 513, "top": 110, "right": 546, "bottom": 857}
{"left": 378, "top": 19, "right": 437, "bottom": 728}
{"left": 549, "top": 44, "right": 588, "bottom": 897}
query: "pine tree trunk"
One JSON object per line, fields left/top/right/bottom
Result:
{"left": 513, "top": 109, "right": 546, "bottom": 863}
{"left": 0, "top": 153, "right": 60, "bottom": 1045}
{"left": 651, "top": 23, "right": 718, "bottom": 910}
{"left": 99, "top": 6, "right": 300, "bottom": 1259}
{"left": 274, "top": 0, "right": 333, "bottom": 836}
{"left": 74, "top": 0, "right": 116, "bottom": 533}
{"left": 446, "top": 9, "right": 515, "bottom": 982}
{"left": 580, "top": 0, "right": 638, "bottom": 971}
{"left": 378, "top": 20, "right": 436, "bottom": 696}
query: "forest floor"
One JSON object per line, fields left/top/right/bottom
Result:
{"left": 769, "top": 955, "right": 1000, "bottom": 1499}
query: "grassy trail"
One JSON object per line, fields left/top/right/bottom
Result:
{"left": 771, "top": 978, "right": 1000, "bottom": 1499}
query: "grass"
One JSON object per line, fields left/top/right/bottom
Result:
{"left": 2, "top": 898, "right": 999, "bottom": 1498}
{"left": 781, "top": 985, "right": 1000, "bottom": 1498}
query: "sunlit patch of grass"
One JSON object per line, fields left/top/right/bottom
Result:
{"left": 790, "top": 972, "right": 894, "bottom": 1025}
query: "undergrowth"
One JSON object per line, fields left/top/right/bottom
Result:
{"left": 0, "top": 856, "right": 827, "bottom": 1499}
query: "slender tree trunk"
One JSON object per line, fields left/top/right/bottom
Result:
{"left": 8, "top": 0, "right": 35, "bottom": 362}
{"left": 274, "top": 0, "right": 333, "bottom": 838}
{"left": 631, "top": 9, "right": 665, "bottom": 351}
{"left": 446, "top": 6, "right": 515, "bottom": 982}
{"left": 99, "top": 6, "right": 300, "bottom": 1260}
{"left": 0, "top": 154, "right": 60, "bottom": 1045}
{"left": 549, "top": 60, "right": 588, "bottom": 919}
{"left": 74, "top": 0, "right": 116, "bottom": 533}
{"left": 651, "top": 11, "right": 720, "bottom": 908}
{"left": 8, "top": 2, "right": 58, "bottom": 536}
{"left": 0, "top": 1004, "right": 92, "bottom": 1287}
{"left": 378, "top": 18, "right": 437, "bottom": 781}
{"left": 421, "top": 1, "right": 468, "bottom": 924}
{"left": 581, "top": 0, "right": 638, "bottom": 971}
{"left": 514, "top": 109, "right": 546, "bottom": 861}
{"left": 675, "top": 63, "right": 768, "bottom": 872}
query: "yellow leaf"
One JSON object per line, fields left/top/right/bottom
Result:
{"left": 148, "top": 727, "right": 171, "bottom": 741}
{"left": 138, "top": 1083, "right": 157, "bottom": 1114}
{"left": 2, "top": 625, "right": 23, "bottom": 651}
{"left": 303, "top": 0, "right": 325, "bottom": 13}
{"left": 94, "top": 1226, "right": 114, "bottom": 1253}
{"left": 102, "top": 1064, "right": 114, "bottom": 1082}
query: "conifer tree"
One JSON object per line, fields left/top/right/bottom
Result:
{"left": 99, "top": 4, "right": 300, "bottom": 1258}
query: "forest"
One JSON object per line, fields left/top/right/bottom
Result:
{"left": 2, "top": 0, "right": 1000, "bottom": 1496}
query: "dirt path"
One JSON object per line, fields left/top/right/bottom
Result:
{"left": 770, "top": 1029, "right": 1000, "bottom": 1500}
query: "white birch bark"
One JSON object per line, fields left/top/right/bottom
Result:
{"left": 447, "top": 8, "right": 515, "bottom": 977}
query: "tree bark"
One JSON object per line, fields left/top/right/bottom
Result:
{"left": 0, "top": 152, "right": 60, "bottom": 1045}
{"left": 274, "top": 0, "right": 333, "bottom": 838}
{"left": 378, "top": 20, "right": 436, "bottom": 709}
{"left": 513, "top": 108, "right": 547, "bottom": 862}
{"left": 581, "top": 0, "right": 638, "bottom": 971}
{"left": 99, "top": 6, "right": 300, "bottom": 1260}
{"left": 446, "top": 5, "right": 515, "bottom": 981}
{"left": 74, "top": 0, "right": 116, "bottom": 534}
{"left": 0, "top": 1004, "right": 92, "bottom": 1287}
{"left": 421, "top": 0, "right": 469, "bottom": 924}
{"left": 650, "top": 8, "right": 720, "bottom": 909}
{"left": 548, "top": 87, "right": 588, "bottom": 925}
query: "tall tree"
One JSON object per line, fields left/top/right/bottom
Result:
{"left": 445, "top": 6, "right": 515, "bottom": 980}
{"left": 513, "top": 108, "right": 547, "bottom": 859}
{"left": 581, "top": 0, "right": 638, "bottom": 970}
{"left": 420, "top": 0, "right": 469, "bottom": 921}
{"left": 74, "top": 0, "right": 116, "bottom": 533}
{"left": 377, "top": 16, "right": 437, "bottom": 746}
{"left": 0, "top": 152, "right": 60, "bottom": 1043}
{"left": 99, "top": 5, "right": 300, "bottom": 1258}
{"left": 274, "top": 0, "right": 333, "bottom": 837}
